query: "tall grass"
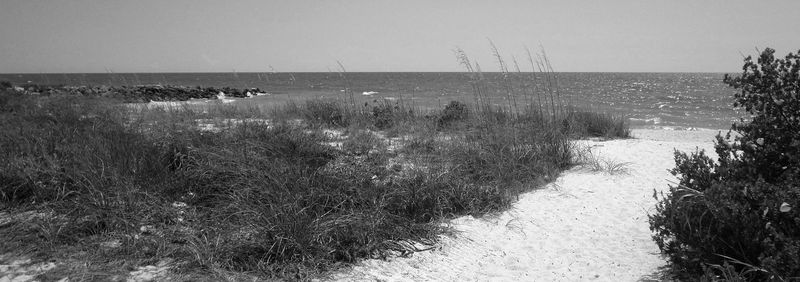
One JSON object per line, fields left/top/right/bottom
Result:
{"left": 0, "top": 59, "right": 629, "bottom": 280}
{"left": 454, "top": 43, "right": 629, "bottom": 138}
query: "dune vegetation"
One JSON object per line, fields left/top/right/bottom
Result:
{"left": 0, "top": 51, "right": 629, "bottom": 280}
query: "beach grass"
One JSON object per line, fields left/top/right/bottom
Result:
{"left": 1, "top": 71, "right": 629, "bottom": 280}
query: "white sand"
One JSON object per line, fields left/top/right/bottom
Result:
{"left": 328, "top": 129, "right": 724, "bottom": 282}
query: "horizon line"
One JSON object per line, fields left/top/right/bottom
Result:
{"left": 1, "top": 70, "right": 739, "bottom": 75}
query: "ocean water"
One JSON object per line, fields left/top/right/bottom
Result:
{"left": 0, "top": 72, "right": 743, "bottom": 129}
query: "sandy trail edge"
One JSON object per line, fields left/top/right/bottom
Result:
{"left": 327, "top": 129, "right": 724, "bottom": 282}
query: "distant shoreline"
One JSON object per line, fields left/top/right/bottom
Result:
{"left": 1, "top": 71, "right": 735, "bottom": 75}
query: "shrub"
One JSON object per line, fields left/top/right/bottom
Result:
{"left": 436, "top": 101, "right": 469, "bottom": 129}
{"left": 649, "top": 48, "right": 800, "bottom": 280}
{"left": 371, "top": 101, "right": 400, "bottom": 130}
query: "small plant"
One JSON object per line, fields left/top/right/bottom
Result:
{"left": 576, "top": 147, "right": 630, "bottom": 174}
{"left": 371, "top": 100, "right": 400, "bottom": 130}
{"left": 436, "top": 101, "right": 469, "bottom": 129}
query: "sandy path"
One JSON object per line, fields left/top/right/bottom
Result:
{"left": 328, "top": 129, "right": 723, "bottom": 282}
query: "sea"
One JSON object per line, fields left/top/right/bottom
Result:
{"left": 0, "top": 72, "right": 744, "bottom": 130}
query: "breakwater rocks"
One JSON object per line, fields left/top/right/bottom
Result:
{"left": 2, "top": 83, "right": 269, "bottom": 102}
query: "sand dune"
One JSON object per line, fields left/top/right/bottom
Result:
{"left": 328, "top": 129, "right": 723, "bottom": 281}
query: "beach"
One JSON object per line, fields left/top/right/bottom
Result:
{"left": 327, "top": 128, "right": 723, "bottom": 281}
{"left": 4, "top": 0, "right": 798, "bottom": 279}
{"left": 0, "top": 83, "right": 732, "bottom": 281}
{"left": 0, "top": 83, "right": 735, "bottom": 281}
{"left": 0, "top": 127, "right": 725, "bottom": 282}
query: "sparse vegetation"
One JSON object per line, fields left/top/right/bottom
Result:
{"left": 575, "top": 146, "right": 631, "bottom": 174}
{"left": 649, "top": 48, "right": 800, "bottom": 280}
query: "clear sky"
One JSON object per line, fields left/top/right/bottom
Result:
{"left": 1, "top": 0, "right": 799, "bottom": 73}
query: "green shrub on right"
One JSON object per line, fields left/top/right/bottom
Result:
{"left": 649, "top": 48, "right": 800, "bottom": 280}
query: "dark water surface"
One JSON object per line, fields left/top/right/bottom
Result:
{"left": 0, "top": 72, "right": 742, "bottom": 129}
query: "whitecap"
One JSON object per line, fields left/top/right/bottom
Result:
{"left": 362, "top": 91, "right": 379, "bottom": 96}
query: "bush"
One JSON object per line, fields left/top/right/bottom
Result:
{"left": 436, "top": 101, "right": 469, "bottom": 129}
{"left": 371, "top": 101, "right": 400, "bottom": 130}
{"left": 649, "top": 48, "right": 800, "bottom": 280}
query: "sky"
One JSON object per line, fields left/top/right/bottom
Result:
{"left": 1, "top": 0, "right": 799, "bottom": 73}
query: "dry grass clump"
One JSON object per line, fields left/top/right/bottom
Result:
{"left": 574, "top": 146, "right": 631, "bottom": 174}
{"left": 564, "top": 110, "right": 631, "bottom": 138}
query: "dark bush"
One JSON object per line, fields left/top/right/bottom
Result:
{"left": 437, "top": 101, "right": 469, "bottom": 129}
{"left": 1, "top": 81, "right": 12, "bottom": 89}
{"left": 371, "top": 101, "right": 399, "bottom": 130}
{"left": 649, "top": 48, "right": 800, "bottom": 280}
